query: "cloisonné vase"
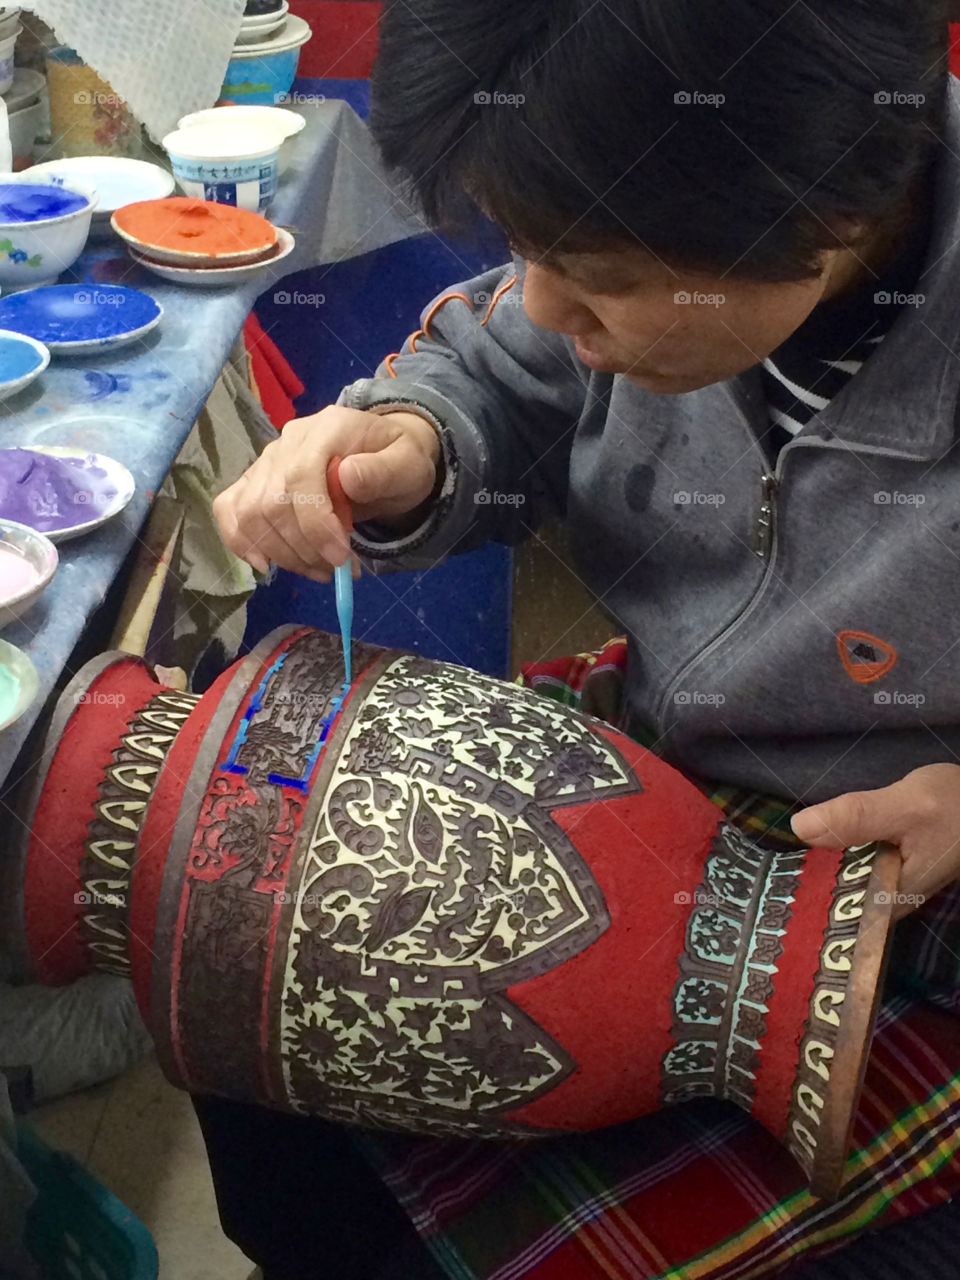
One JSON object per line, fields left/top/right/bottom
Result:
{"left": 5, "top": 626, "right": 899, "bottom": 1198}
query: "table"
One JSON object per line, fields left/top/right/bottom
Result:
{"left": 0, "top": 93, "right": 420, "bottom": 784}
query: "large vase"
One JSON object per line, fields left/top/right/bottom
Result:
{"left": 4, "top": 626, "right": 899, "bottom": 1199}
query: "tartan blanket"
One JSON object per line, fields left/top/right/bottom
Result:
{"left": 355, "top": 639, "right": 960, "bottom": 1279}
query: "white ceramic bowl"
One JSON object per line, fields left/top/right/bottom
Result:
{"left": 2, "top": 65, "right": 43, "bottom": 113}
{"left": 0, "top": 24, "right": 19, "bottom": 94}
{"left": 130, "top": 224, "right": 295, "bottom": 286}
{"left": 176, "top": 104, "right": 305, "bottom": 176}
{"left": 0, "top": 636, "right": 37, "bottom": 733}
{"left": 241, "top": 1, "right": 288, "bottom": 21}
{"left": 0, "top": 174, "right": 97, "bottom": 288}
{"left": 177, "top": 104, "right": 305, "bottom": 142}
{"left": 8, "top": 98, "right": 43, "bottom": 171}
{"left": 0, "top": 517, "right": 57, "bottom": 631}
{"left": 236, "top": 1, "right": 288, "bottom": 41}
{"left": 162, "top": 123, "right": 281, "bottom": 212}
{"left": 29, "top": 157, "right": 176, "bottom": 239}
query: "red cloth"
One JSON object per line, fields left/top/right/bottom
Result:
{"left": 243, "top": 312, "right": 305, "bottom": 430}
{"left": 288, "top": 1, "right": 382, "bottom": 79}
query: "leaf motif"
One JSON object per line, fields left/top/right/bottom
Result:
{"left": 410, "top": 783, "right": 444, "bottom": 863}
{"left": 470, "top": 743, "right": 500, "bottom": 771}
{"left": 366, "top": 884, "right": 433, "bottom": 952}
{"left": 363, "top": 1061, "right": 401, "bottom": 1086}
{"left": 329, "top": 988, "right": 366, "bottom": 1030}
{"left": 0, "top": 239, "right": 12, "bottom": 251}
{"left": 401, "top": 1005, "right": 438, "bottom": 1033}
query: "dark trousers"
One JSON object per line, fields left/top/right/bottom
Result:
{"left": 192, "top": 1095, "right": 447, "bottom": 1280}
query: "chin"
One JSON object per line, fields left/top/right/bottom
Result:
{"left": 623, "top": 368, "right": 717, "bottom": 393}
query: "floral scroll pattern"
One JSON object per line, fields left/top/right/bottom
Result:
{"left": 278, "top": 653, "right": 641, "bottom": 1136}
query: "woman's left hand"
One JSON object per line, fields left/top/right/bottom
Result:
{"left": 791, "top": 763, "right": 960, "bottom": 919}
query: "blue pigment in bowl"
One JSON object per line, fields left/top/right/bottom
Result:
{"left": 0, "top": 335, "right": 42, "bottom": 381}
{"left": 0, "top": 286, "right": 161, "bottom": 345}
{"left": 0, "top": 183, "right": 89, "bottom": 223}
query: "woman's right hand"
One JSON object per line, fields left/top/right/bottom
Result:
{"left": 213, "top": 405, "right": 441, "bottom": 581}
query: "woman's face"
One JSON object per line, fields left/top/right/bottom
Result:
{"left": 518, "top": 246, "right": 842, "bottom": 393}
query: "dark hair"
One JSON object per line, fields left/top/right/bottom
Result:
{"left": 370, "top": 0, "right": 949, "bottom": 280}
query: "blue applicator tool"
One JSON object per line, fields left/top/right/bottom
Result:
{"left": 326, "top": 455, "right": 354, "bottom": 687}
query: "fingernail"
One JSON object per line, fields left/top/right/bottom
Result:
{"left": 791, "top": 809, "right": 827, "bottom": 841}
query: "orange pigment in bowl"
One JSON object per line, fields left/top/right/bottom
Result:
{"left": 113, "top": 196, "right": 277, "bottom": 256}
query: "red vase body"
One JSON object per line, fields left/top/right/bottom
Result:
{"left": 7, "top": 626, "right": 898, "bottom": 1198}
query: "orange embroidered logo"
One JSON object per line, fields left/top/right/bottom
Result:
{"left": 836, "top": 630, "right": 898, "bottom": 684}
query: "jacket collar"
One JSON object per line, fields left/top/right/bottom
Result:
{"left": 737, "top": 79, "right": 960, "bottom": 462}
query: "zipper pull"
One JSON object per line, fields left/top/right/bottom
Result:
{"left": 755, "top": 472, "right": 778, "bottom": 558}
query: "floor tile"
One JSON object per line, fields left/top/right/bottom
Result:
{"left": 28, "top": 1079, "right": 113, "bottom": 1165}
{"left": 33, "top": 1054, "right": 251, "bottom": 1280}
{"left": 87, "top": 1054, "right": 252, "bottom": 1280}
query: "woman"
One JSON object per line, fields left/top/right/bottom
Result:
{"left": 210, "top": 2, "right": 960, "bottom": 1275}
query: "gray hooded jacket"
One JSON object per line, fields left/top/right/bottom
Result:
{"left": 340, "top": 83, "right": 960, "bottom": 805}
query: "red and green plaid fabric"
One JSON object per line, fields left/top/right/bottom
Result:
{"left": 354, "top": 639, "right": 960, "bottom": 1279}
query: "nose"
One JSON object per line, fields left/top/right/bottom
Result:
{"left": 522, "top": 262, "right": 598, "bottom": 338}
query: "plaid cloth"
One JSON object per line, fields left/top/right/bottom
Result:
{"left": 355, "top": 639, "right": 960, "bottom": 1279}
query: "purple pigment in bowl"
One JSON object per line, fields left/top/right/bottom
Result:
{"left": 0, "top": 184, "right": 89, "bottom": 223}
{"left": 0, "top": 449, "right": 118, "bottom": 533}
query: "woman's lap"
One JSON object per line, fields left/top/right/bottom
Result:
{"left": 193, "top": 640, "right": 960, "bottom": 1278}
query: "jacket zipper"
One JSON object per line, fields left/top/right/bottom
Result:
{"left": 654, "top": 434, "right": 785, "bottom": 730}
{"left": 755, "top": 471, "right": 779, "bottom": 558}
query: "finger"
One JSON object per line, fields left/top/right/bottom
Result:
{"left": 267, "top": 494, "right": 339, "bottom": 573}
{"left": 214, "top": 486, "right": 271, "bottom": 573}
{"left": 241, "top": 468, "right": 338, "bottom": 578}
{"left": 279, "top": 464, "right": 349, "bottom": 567}
{"left": 293, "top": 498, "right": 351, "bottom": 568}
{"left": 791, "top": 781, "right": 912, "bottom": 848}
{"left": 233, "top": 497, "right": 333, "bottom": 582}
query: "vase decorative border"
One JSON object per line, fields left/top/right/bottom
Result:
{"left": 785, "top": 845, "right": 896, "bottom": 1196}
{"left": 661, "top": 823, "right": 898, "bottom": 1196}
{"left": 10, "top": 626, "right": 900, "bottom": 1198}
{"left": 78, "top": 687, "right": 200, "bottom": 977}
{"left": 661, "top": 830, "right": 804, "bottom": 1112}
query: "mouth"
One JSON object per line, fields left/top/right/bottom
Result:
{"left": 573, "top": 338, "right": 624, "bottom": 374}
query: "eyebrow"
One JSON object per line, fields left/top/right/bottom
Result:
{"left": 513, "top": 244, "right": 573, "bottom": 275}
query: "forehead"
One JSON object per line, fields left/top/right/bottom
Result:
{"left": 517, "top": 239, "right": 684, "bottom": 289}
{"left": 516, "top": 237, "right": 650, "bottom": 269}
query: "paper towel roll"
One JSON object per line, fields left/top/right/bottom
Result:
{"left": 17, "top": 0, "right": 247, "bottom": 142}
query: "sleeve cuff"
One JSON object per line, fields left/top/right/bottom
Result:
{"left": 337, "top": 378, "right": 490, "bottom": 567}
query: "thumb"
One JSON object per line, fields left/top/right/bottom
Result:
{"left": 791, "top": 782, "right": 909, "bottom": 848}
{"left": 338, "top": 436, "right": 432, "bottom": 515}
